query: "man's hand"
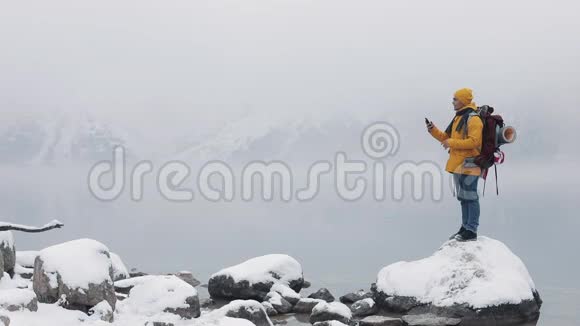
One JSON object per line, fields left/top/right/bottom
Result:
{"left": 441, "top": 139, "right": 450, "bottom": 149}
{"left": 426, "top": 121, "right": 435, "bottom": 132}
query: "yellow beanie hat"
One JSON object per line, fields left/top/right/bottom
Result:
{"left": 454, "top": 88, "right": 474, "bottom": 106}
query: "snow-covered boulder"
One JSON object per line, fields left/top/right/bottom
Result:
{"left": 308, "top": 288, "right": 335, "bottom": 302}
{"left": 349, "top": 298, "right": 377, "bottom": 317}
{"left": 309, "top": 301, "right": 352, "bottom": 325}
{"left": 209, "top": 299, "right": 273, "bottom": 326}
{"left": 32, "top": 238, "right": 116, "bottom": 312}
{"left": 0, "top": 232, "right": 15, "bottom": 276}
{"left": 209, "top": 254, "right": 304, "bottom": 301}
{"left": 0, "top": 288, "right": 38, "bottom": 312}
{"left": 293, "top": 298, "right": 324, "bottom": 313}
{"left": 115, "top": 275, "right": 200, "bottom": 319}
{"left": 374, "top": 237, "right": 542, "bottom": 323}
{"left": 110, "top": 252, "right": 129, "bottom": 281}
{"left": 0, "top": 315, "right": 8, "bottom": 326}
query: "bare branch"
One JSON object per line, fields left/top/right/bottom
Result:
{"left": 0, "top": 220, "right": 64, "bottom": 233}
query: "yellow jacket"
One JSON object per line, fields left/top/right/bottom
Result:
{"left": 429, "top": 104, "right": 483, "bottom": 176}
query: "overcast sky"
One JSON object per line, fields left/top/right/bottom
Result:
{"left": 1, "top": 0, "right": 579, "bottom": 135}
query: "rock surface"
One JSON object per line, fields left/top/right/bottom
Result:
{"left": 401, "top": 314, "right": 461, "bottom": 326}
{"left": 308, "top": 288, "right": 335, "bottom": 303}
{"left": 32, "top": 238, "right": 116, "bottom": 312}
{"left": 209, "top": 254, "right": 304, "bottom": 301}
{"left": 374, "top": 237, "right": 542, "bottom": 323}
{"left": 309, "top": 301, "right": 352, "bottom": 325}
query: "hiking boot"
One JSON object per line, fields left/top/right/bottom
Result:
{"left": 454, "top": 229, "right": 477, "bottom": 242}
{"left": 449, "top": 226, "right": 466, "bottom": 240}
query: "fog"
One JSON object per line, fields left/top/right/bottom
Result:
{"left": 1, "top": 1, "right": 579, "bottom": 325}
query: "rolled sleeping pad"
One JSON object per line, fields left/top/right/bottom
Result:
{"left": 497, "top": 126, "right": 517, "bottom": 145}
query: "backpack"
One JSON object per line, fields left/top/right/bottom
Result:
{"left": 474, "top": 105, "right": 510, "bottom": 195}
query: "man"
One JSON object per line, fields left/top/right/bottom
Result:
{"left": 427, "top": 88, "right": 483, "bottom": 241}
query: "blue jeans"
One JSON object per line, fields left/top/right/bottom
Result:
{"left": 453, "top": 173, "right": 480, "bottom": 233}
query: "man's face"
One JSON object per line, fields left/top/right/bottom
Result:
{"left": 452, "top": 97, "right": 464, "bottom": 110}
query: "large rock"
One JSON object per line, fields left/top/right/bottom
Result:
{"left": 210, "top": 299, "right": 273, "bottom": 326}
{"left": 209, "top": 254, "right": 304, "bottom": 301}
{"left": 115, "top": 275, "right": 200, "bottom": 319}
{"left": 32, "top": 238, "right": 116, "bottom": 312}
{"left": 308, "top": 288, "right": 335, "bottom": 302}
{"left": 309, "top": 301, "right": 352, "bottom": 325}
{"left": 374, "top": 236, "right": 542, "bottom": 324}
{"left": 0, "top": 232, "right": 15, "bottom": 276}
{"left": 0, "top": 289, "right": 38, "bottom": 312}
{"left": 0, "top": 315, "right": 8, "bottom": 326}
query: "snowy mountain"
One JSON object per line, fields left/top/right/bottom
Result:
{"left": 0, "top": 112, "right": 131, "bottom": 165}
{"left": 169, "top": 113, "right": 366, "bottom": 163}
{"left": 1, "top": 110, "right": 368, "bottom": 166}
